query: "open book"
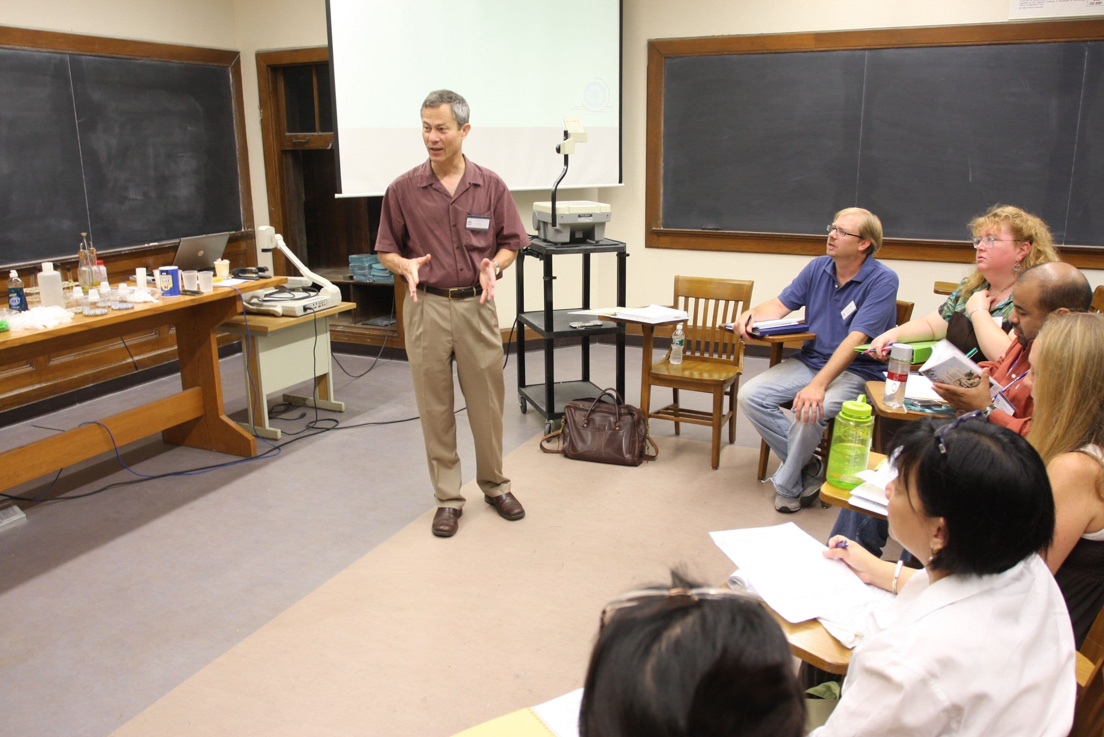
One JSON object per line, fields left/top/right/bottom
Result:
{"left": 918, "top": 339, "right": 993, "bottom": 389}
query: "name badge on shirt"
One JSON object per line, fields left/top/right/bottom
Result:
{"left": 841, "top": 300, "right": 857, "bottom": 320}
{"left": 466, "top": 215, "right": 491, "bottom": 231}
{"left": 993, "top": 392, "right": 1015, "bottom": 415}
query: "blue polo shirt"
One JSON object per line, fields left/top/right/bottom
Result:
{"left": 778, "top": 255, "right": 899, "bottom": 382}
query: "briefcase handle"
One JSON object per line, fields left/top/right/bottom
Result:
{"left": 582, "top": 388, "right": 627, "bottom": 430}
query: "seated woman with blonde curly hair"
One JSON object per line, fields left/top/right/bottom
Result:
{"left": 869, "top": 204, "right": 1059, "bottom": 361}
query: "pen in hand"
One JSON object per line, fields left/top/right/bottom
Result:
{"left": 832, "top": 540, "right": 849, "bottom": 550}
{"left": 965, "top": 348, "right": 978, "bottom": 359}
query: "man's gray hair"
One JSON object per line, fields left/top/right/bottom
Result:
{"left": 422, "top": 89, "right": 470, "bottom": 127}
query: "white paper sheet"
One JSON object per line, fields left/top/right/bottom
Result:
{"left": 709, "top": 523, "right": 886, "bottom": 623}
{"left": 614, "top": 304, "right": 689, "bottom": 324}
{"left": 904, "top": 373, "right": 944, "bottom": 402}
{"left": 532, "top": 688, "right": 583, "bottom": 737}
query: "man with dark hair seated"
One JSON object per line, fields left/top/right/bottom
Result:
{"left": 579, "top": 571, "right": 805, "bottom": 737}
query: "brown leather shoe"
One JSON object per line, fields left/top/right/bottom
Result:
{"left": 484, "top": 492, "right": 525, "bottom": 521}
{"left": 432, "top": 507, "right": 462, "bottom": 537}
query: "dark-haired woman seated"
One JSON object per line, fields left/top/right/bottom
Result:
{"left": 580, "top": 571, "right": 804, "bottom": 737}
{"left": 812, "top": 417, "right": 1075, "bottom": 736}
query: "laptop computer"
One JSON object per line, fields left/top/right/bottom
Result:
{"left": 173, "top": 232, "right": 230, "bottom": 271}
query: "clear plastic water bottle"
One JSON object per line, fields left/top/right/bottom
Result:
{"left": 8, "top": 270, "right": 28, "bottom": 311}
{"left": 670, "top": 323, "right": 685, "bottom": 365}
{"left": 826, "top": 395, "right": 874, "bottom": 490}
{"left": 883, "top": 343, "right": 913, "bottom": 409}
{"left": 78, "top": 233, "right": 94, "bottom": 290}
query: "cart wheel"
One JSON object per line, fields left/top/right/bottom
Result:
{"left": 518, "top": 395, "right": 527, "bottom": 413}
{"left": 544, "top": 421, "right": 554, "bottom": 435}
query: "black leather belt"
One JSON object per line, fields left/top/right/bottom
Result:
{"left": 418, "top": 284, "right": 483, "bottom": 300}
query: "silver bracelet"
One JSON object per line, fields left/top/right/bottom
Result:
{"left": 967, "top": 307, "right": 987, "bottom": 319}
{"left": 891, "top": 559, "right": 905, "bottom": 595}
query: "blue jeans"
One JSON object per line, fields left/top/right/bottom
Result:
{"left": 737, "top": 358, "right": 868, "bottom": 497}
{"left": 829, "top": 509, "right": 889, "bottom": 557}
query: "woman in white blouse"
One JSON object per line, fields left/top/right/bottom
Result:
{"left": 812, "top": 416, "right": 1075, "bottom": 736}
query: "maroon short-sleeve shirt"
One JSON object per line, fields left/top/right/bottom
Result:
{"left": 374, "top": 157, "right": 529, "bottom": 289}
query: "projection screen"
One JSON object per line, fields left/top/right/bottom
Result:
{"left": 327, "top": 0, "right": 622, "bottom": 197}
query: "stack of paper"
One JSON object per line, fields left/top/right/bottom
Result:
{"left": 750, "top": 317, "right": 805, "bottom": 330}
{"left": 710, "top": 522, "right": 889, "bottom": 624}
{"left": 613, "top": 304, "right": 689, "bottom": 324}
{"left": 532, "top": 689, "right": 584, "bottom": 737}
{"left": 904, "top": 373, "right": 943, "bottom": 402}
{"left": 848, "top": 462, "right": 897, "bottom": 517}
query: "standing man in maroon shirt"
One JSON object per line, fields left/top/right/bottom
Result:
{"left": 376, "top": 90, "right": 528, "bottom": 538}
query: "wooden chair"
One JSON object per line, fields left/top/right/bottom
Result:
{"left": 646, "top": 276, "right": 754, "bottom": 469}
{"left": 895, "top": 300, "right": 915, "bottom": 327}
{"left": 1068, "top": 601, "right": 1104, "bottom": 737}
{"left": 1072, "top": 657, "right": 1104, "bottom": 737}
{"left": 1091, "top": 285, "right": 1104, "bottom": 314}
{"left": 934, "top": 281, "right": 957, "bottom": 296}
{"left": 1081, "top": 603, "right": 1104, "bottom": 667}
{"left": 756, "top": 299, "right": 914, "bottom": 480}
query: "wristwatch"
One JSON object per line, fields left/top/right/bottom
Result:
{"left": 982, "top": 403, "right": 997, "bottom": 419}
{"left": 492, "top": 259, "right": 501, "bottom": 277}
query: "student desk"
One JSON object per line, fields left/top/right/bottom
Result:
{"left": 452, "top": 707, "right": 560, "bottom": 736}
{"left": 0, "top": 278, "right": 283, "bottom": 494}
{"left": 818, "top": 452, "right": 888, "bottom": 521}
{"left": 864, "top": 380, "right": 952, "bottom": 452}
{"left": 768, "top": 606, "right": 853, "bottom": 675}
{"left": 596, "top": 313, "right": 682, "bottom": 420}
{"left": 220, "top": 302, "right": 355, "bottom": 440}
{"left": 771, "top": 604, "right": 1096, "bottom": 688}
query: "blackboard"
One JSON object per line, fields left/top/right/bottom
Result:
{"left": 0, "top": 45, "right": 243, "bottom": 266}
{"left": 652, "top": 25, "right": 1104, "bottom": 251}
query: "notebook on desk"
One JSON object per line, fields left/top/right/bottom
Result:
{"left": 173, "top": 232, "right": 229, "bottom": 271}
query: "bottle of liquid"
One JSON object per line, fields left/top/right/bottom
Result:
{"left": 7, "top": 270, "right": 29, "bottom": 311}
{"left": 826, "top": 395, "right": 874, "bottom": 490}
{"left": 883, "top": 343, "right": 914, "bottom": 409}
{"left": 78, "top": 233, "right": 94, "bottom": 290}
{"left": 670, "top": 323, "right": 685, "bottom": 365}
{"left": 67, "top": 284, "right": 84, "bottom": 313}
{"left": 94, "top": 259, "right": 108, "bottom": 287}
{"left": 38, "top": 262, "right": 66, "bottom": 308}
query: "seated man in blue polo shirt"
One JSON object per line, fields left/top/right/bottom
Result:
{"left": 735, "top": 208, "right": 899, "bottom": 512}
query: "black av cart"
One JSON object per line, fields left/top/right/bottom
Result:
{"left": 514, "top": 237, "right": 627, "bottom": 433}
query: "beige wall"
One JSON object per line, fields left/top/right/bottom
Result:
{"left": 5, "top": 0, "right": 1101, "bottom": 327}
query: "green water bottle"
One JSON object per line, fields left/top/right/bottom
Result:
{"left": 826, "top": 395, "right": 874, "bottom": 490}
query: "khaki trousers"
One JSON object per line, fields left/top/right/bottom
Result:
{"left": 403, "top": 290, "right": 510, "bottom": 507}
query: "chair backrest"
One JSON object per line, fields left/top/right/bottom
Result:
{"left": 1072, "top": 656, "right": 1104, "bottom": 737}
{"left": 934, "top": 281, "right": 957, "bottom": 296}
{"left": 895, "top": 299, "right": 914, "bottom": 326}
{"left": 671, "top": 276, "right": 754, "bottom": 363}
{"left": 1091, "top": 285, "right": 1104, "bottom": 315}
{"left": 1081, "top": 604, "right": 1104, "bottom": 667}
